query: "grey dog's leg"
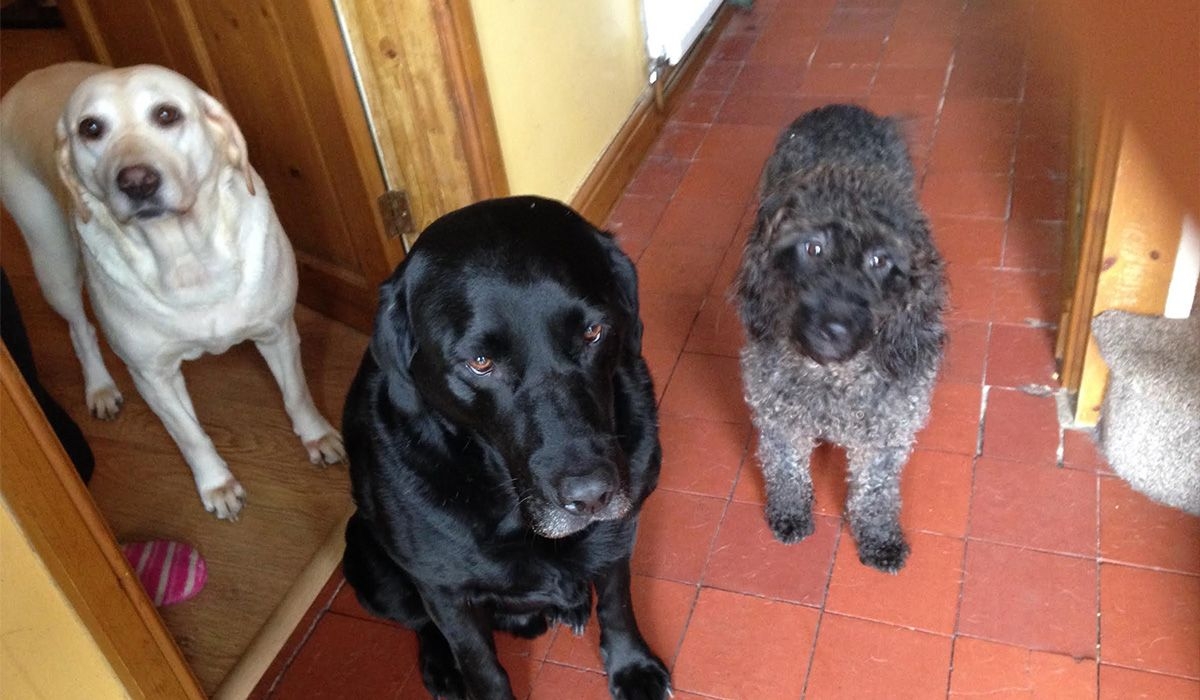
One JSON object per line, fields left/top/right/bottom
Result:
{"left": 846, "top": 445, "right": 910, "bottom": 573}
{"left": 757, "top": 425, "right": 817, "bottom": 543}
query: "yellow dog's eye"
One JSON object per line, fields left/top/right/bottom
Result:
{"left": 153, "top": 103, "right": 182, "bottom": 127}
{"left": 78, "top": 117, "right": 106, "bottom": 140}
{"left": 584, "top": 323, "right": 604, "bottom": 344}
{"left": 467, "top": 356, "right": 494, "bottom": 375}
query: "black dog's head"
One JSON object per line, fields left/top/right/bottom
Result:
{"left": 737, "top": 168, "right": 944, "bottom": 374}
{"left": 369, "top": 196, "right": 644, "bottom": 538}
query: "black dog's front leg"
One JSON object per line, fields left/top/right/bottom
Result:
{"left": 420, "top": 592, "right": 515, "bottom": 700}
{"left": 594, "top": 558, "right": 670, "bottom": 700}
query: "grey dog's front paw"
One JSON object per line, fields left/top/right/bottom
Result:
{"left": 857, "top": 534, "right": 910, "bottom": 573}
{"left": 766, "top": 504, "right": 815, "bottom": 544}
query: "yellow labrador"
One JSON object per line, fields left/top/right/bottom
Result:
{"left": 0, "top": 63, "right": 344, "bottom": 519}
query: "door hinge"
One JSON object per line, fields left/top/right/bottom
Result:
{"left": 378, "top": 189, "right": 416, "bottom": 248}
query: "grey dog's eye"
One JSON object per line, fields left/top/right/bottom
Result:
{"left": 78, "top": 117, "right": 106, "bottom": 140}
{"left": 153, "top": 103, "right": 182, "bottom": 127}
{"left": 466, "top": 356, "right": 494, "bottom": 375}
{"left": 869, "top": 253, "right": 891, "bottom": 269}
{"left": 804, "top": 241, "right": 823, "bottom": 257}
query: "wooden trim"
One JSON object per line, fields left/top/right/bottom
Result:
{"left": 55, "top": 0, "right": 107, "bottom": 63}
{"left": 0, "top": 347, "right": 204, "bottom": 699}
{"left": 433, "top": 0, "right": 509, "bottom": 199}
{"left": 332, "top": 0, "right": 507, "bottom": 235}
{"left": 571, "top": 4, "right": 732, "bottom": 225}
{"left": 212, "top": 508, "right": 351, "bottom": 700}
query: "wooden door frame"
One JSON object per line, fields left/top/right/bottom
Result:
{"left": 0, "top": 347, "right": 204, "bottom": 699}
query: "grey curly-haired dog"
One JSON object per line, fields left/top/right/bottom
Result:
{"left": 735, "top": 104, "right": 946, "bottom": 572}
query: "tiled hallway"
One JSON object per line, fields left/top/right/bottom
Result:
{"left": 254, "top": 0, "right": 1200, "bottom": 697}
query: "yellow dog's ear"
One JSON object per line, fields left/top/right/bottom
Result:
{"left": 200, "top": 90, "right": 255, "bottom": 196}
{"left": 55, "top": 120, "right": 92, "bottom": 224}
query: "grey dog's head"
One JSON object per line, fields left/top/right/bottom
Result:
{"left": 737, "top": 166, "right": 944, "bottom": 375}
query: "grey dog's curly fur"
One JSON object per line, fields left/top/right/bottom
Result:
{"left": 735, "top": 104, "right": 946, "bottom": 573}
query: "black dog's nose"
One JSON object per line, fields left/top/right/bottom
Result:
{"left": 820, "top": 321, "right": 850, "bottom": 344}
{"left": 117, "top": 165, "right": 161, "bottom": 200}
{"left": 557, "top": 475, "right": 613, "bottom": 516}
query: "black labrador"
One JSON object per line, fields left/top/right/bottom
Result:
{"left": 341, "top": 196, "right": 670, "bottom": 700}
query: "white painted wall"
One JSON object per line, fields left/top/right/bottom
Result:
{"left": 642, "top": 0, "right": 723, "bottom": 67}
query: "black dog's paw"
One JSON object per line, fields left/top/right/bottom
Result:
{"left": 495, "top": 611, "right": 551, "bottom": 639}
{"left": 857, "top": 535, "right": 910, "bottom": 573}
{"left": 418, "top": 637, "right": 469, "bottom": 699}
{"left": 608, "top": 656, "right": 671, "bottom": 700}
{"left": 549, "top": 600, "right": 592, "bottom": 636}
{"left": 766, "top": 505, "right": 814, "bottom": 544}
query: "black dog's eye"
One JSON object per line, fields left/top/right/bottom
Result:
{"left": 868, "top": 253, "right": 891, "bottom": 270}
{"left": 78, "top": 117, "right": 106, "bottom": 140}
{"left": 804, "top": 241, "right": 823, "bottom": 257}
{"left": 153, "top": 103, "right": 182, "bottom": 127}
{"left": 466, "top": 356, "right": 494, "bottom": 375}
{"left": 584, "top": 323, "right": 604, "bottom": 345}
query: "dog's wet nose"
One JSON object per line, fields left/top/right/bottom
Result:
{"left": 557, "top": 475, "right": 613, "bottom": 516}
{"left": 117, "top": 165, "right": 161, "bottom": 200}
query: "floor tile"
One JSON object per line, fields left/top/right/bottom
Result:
{"left": 881, "top": 34, "right": 955, "bottom": 67}
{"left": 657, "top": 415, "right": 751, "bottom": 498}
{"left": 941, "top": 319, "right": 989, "bottom": 385}
{"left": 915, "top": 381, "right": 983, "bottom": 456}
{"left": 546, "top": 574, "right": 697, "bottom": 671}
{"left": 970, "top": 456, "right": 1097, "bottom": 556}
{"left": 933, "top": 216, "right": 1005, "bottom": 269}
{"left": 747, "top": 26, "right": 820, "bottom": 65}
{"left": 272, "top": 613, "right": 417, "bottom": 699}
{"left": 638, "top": 293, "right": 704, "bottom": 395}
{"left": 1099, "top": 476, "right": 1200, "bottom": 574}
{"left": 806, "top": 613, "right": 953, "bottom": 699}
{"left": 648, "top": 121, "right": 709, "bottom": 161}
{"left": 632, "top": 489, "right": 726, "bottom": 583}
{"left": 1014, "top": 133, "right": 1069, "bottom": 181}
{"left": 958, "top": 540, "right": 1097, "bottom": 657}
{"left": 1061, "top": 428, "right": 1109, "bottom": 472}
{"left": 928, "top": 125, "right": 1016, "bottom": 173}
{"left": 980, "top": 388, "right": 1060, "bottom": 464}
{"left": 812, "top": 35, "right": 887, "bottom": 65}
{"left": 1011, "top": 176, "right": 1069, "bottom": 222}
{"left": 606, "top": 194, "right": 669, "bottom": 262}
{"left": 921, "top": 170, "right": 1011, "bottom": 218}
{"left": 704, "top": 502, "right": 840, "bottom": 605}
{"left": 901, "top": 449, "right": 974, "bottom": 537}
{"left": 985, "top": 323, "right": 1057, "bottom": 388}
{"left": 938, "top": 98, "right": 1022, "bottom": 137}
{"left": 1100, "top": 563, "right": 1200, "bottom": 677}
{"left": 729, "top": 62, "right": 809, "bottom": 97}
{"left": 694, "top": 122, "right": 783, "bottom": 164}
{"left": 944, "top": 263, "right": 996, "bottom": 322}
{"left": 1098, "top": 665, "right": 1200, "bottom": 700}
{"left": 672, "top": 90, "right": 729, "bottom": 125}
{"left": 499, "top": 651, "right": 542, "bottom": 699}
{"left": 252, "top": 571, "right": 348, "bottom": 697}
{"left": 990, "top": 268, "right": 1061, "bottom": 325}
{"left": 711, "top": 32, "right": 756, "bottom": 62}
{"left": 1003, "top": 218, "right": 1065, "bottom": 270}
{"left": 673, "top": 588, "right": 819, "bottom": 700}
{"left": 717, "top": 93, "right": 837, "bottom": 128}
{"left": 802, "top": 62, "right": 877, "bottom": 96}
{"left": 691, "top": 60, "right": 742, "bottom": 94}
{"left": 949, "top": 636, "right": 1097, "bottom": 699}
{"left": 637, "top": 242, "right": 727, "bottom": 297}
{"left": 651, "top": 190, "right": 746, "bottom": 248}
{"left": 672, "top": 156, "right": 763, "bottom": 210}
{"left": 683, "top": 294, "right": 744, "bottom": 358}
{"left": 528, "top": 663, "right": 609, "bottom": 700}
{"left": 826, "top": 530, "right": 965, "bottom": 633}
{"left": 625, "top": 156, "right": 690, "bottom": 199}
{"left": 872, "top": 63, "right": 948, "bottom": 97}
{"left": 658, "top": 353, "right": 750, "bottom": 425}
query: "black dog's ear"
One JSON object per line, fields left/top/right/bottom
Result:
{"left": 594, "top": 230, "right": 643, "bottom": 356}
{"left": 872, "top": 218, "right": 946, "bottom": 380}
{"left": 369, "top": 263, "right": 421, "bottom": 412}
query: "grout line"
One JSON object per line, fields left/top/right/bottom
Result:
{"left": 263, "top": 578, "right": 345, "bottom": 698}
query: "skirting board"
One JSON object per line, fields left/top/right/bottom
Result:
{"left": 571, "top": 3, "right": 733, "bottom": 226}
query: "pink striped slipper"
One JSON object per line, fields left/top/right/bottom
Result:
{"left": 120, "top": 540, "right": 207, "bottom": 607}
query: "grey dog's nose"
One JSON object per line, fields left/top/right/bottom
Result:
{"left": 117, "top": 165, "right": 161, "bottom": 200}
{"left": 820, "top": 321, "right": 850, "bottom": 344}
{"left": 557, "top": 475, "right": 613, "bottom": 516}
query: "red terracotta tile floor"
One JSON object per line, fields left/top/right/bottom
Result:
{"left": 254, "top": 0, "right": 1200, "bottom": 697}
